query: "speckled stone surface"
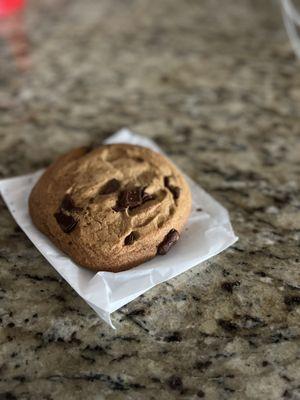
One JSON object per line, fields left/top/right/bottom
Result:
{"left": 1, "top": 0, "right": 300, "bottom": 399}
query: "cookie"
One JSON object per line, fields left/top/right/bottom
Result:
{"left": 29, "top": 144, "right": 192, "bottom": 272}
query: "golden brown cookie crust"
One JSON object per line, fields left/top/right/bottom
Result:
{"left": 29, "top": 144, "right": 192, "bottom": 272}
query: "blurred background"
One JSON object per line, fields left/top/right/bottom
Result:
{"left": 0, "top": 0, "right": 299, "bottom": 180}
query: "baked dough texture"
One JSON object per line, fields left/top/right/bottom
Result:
{"left": 29, "top": 144, "right": 192, "bottom": 272}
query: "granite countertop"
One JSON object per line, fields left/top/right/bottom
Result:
{"left": 1, "top": 0, "right": 300, "bottom": 399}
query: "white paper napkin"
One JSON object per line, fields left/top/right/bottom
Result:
{"left": 0, "top": 129, "right": 238, "bottom": 328}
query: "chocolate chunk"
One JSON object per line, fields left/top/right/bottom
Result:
{"left": 124, "top": 232, "right": 138, "bottom": 245}
{"left": 122, "top": 187, "right": 143, "bottom": 208}
{"left": 157, "top": 229, "right": 180, "bottom": 255}
{"left": 134, "top": 157, "right": 144, "bottom": 163}
{"left": 169, "top": 185, "right": 180, "bottom": 200}
{"left": 60, "top": 194, "right": 82, "bottom": 212}
{"left": 113, "top": 186, "right": 154, "bottom": 211}
{"left": 114, "top": 187, "right": 143, "bottom": 211}
{"left": 164, "top": 176, "right": 170, "bottom": 187}
{"left": 54, "top": 211, "right": 78, "bottom": 233}
{"left": 100, "top": 179, "right": 121, "bottom": 195}
{"left": 61, "top": 194, "right": 75, "bottom": 211}
{"left": 164, "top": 176, "right": 180, "bottom": 200}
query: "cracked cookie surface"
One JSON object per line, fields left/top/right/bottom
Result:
{"left": 29, "top": 144, "right": 192, "bottom": 272}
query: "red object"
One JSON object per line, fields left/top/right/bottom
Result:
{"left": 0, "top": 0, "right": 24, "bottom": 17}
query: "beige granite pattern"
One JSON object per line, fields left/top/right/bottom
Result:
{"left": 0, "top": 0, "right": 300, "bottom": 399}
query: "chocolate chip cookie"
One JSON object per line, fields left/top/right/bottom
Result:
{"left": 29, "top": 144, "right": 192, "bottom": 272}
